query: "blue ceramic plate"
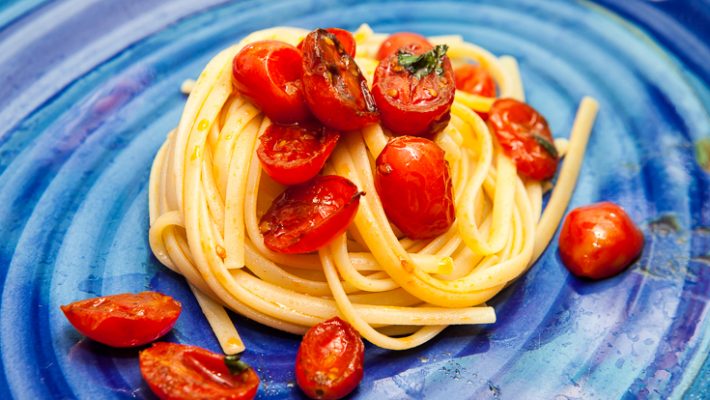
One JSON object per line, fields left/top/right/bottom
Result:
{"left": 0, "top": 0, "right": 708, "bottom": 398}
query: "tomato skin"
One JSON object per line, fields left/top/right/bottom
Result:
{"left": 140, "top": 342, "right": 260, "bottom": 400}
{"left": 298, "top": 28, "right": 356, "bottom": 58}
{"left": 260, "top": 175, "right": 362, "bottom": 254}
{"left": 257, "top": 123, "right": 340, "bottom": 185}
{"left": 295, "top": 317, "right": 364, "bottom": 400}
{"left": 375, "top": 136, "right": 455, "bottom": 239}
{"left": 488, "top": 98, "right": 558, "bottom": 180}
{"left": 376, "top": 32, "right": 433, "bottom": 60}
{"left": 232, "top": 40, "right": 311, "bottom": 124}
{"left": 301, "top": 29, "right": 379, "bottom": 131}
{"left": 454, "top": 64, "right": 496, "bottom": 97}
{"left": 60, "top": 292, "right": 181, "bottom": 348}
{"left": 372, "top": 46, "right": 455, "bottom": 136}
{"left": 558, "top": 202, "right": 644, "bottom": 280}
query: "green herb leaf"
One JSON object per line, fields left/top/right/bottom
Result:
{"left": 397, "top": 44, "right": 449, "bottom": 79}
{"left": 533, "top": 134, "right": 559, "bottom": 158}
{"left": 224, "top": 354, "right": 249, "bottom": 375}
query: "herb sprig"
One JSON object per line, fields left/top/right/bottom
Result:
{"left": 397, "top": 44, "right": 449, "bottom": 79}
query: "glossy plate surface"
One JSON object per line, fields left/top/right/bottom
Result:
{"left": 0, "top": 0, "right": 708, "bottom": 399}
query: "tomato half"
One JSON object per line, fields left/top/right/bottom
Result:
{"left": 232, "top": 40, "right": 311, "bottom": 124}
{"left": 259, "top": 175, "right": 362, "bottom": 254}
{"left": 454, "top": 64, "right": 496, "bottom": 98}
{"left": 60, "top": 292, "right": 181, "bottom": 347}
{"left": 375, "top": 136, "right": 455, "bottom": 239}
{"left": 295, "top": 317, "right": 364, "bottom": 400}
{"left": 140, "top": 342, "right": 260, "bottom": 400}
{"left": 558, "top": 202, "right": 644, "bottom": 280}
{"left": 488, "top": 98, "right": 558, "bottom": 180}
{"left": 301, "top": 29, "right": 379, "bottom": 131}
{"left": 372, "top": 44, "right": 455, "bottom": 136}
{"left": 298, "top": 28, "right": 356, "bottom": 58}
{"left": 376, "top": 32, "right": 433, "bottom": 60}
{"left": 257, "top": 123, "right": 340, "bottom": 185}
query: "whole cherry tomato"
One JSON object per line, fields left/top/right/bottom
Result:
{"left": 232, "top": 40, "right": 311, "bottom": 124}
{"left": 301, "top": 29, "right": 379, "bottom": 131}
{"left": 454, "top": 64, "right": 496, "bottom": 97}
{"left": 376, "top": 32, "right": 433, "bottom": 60}
{"left": 60, "top": 292, "right": 181, "bottom": 347}
{"left": 295, "top": 317, "right": 364, "bottom": 400}
{"left": 260, "top": 175, "right": 362, "bottom": 254}
{"left": 372, "top": 44, "right": 456, "bottom": 136}
{"left": 257, "top": 123, "right": 340, "bottom": 185}
{"left": 140, "top": 342, "right": 260, "bottom": 400}
{"left": 488, "top": 98, "right": 558, "bottom": 180}
{"left": 298, "top": 28, "right": 356, "bottom": 58}
{"left": 375, "top": 136, "right": 455, "bottom": 239}
{"left": 558, "top": 202, "right": 644, "bottom": 280}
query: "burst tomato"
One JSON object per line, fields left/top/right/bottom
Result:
{"left": 140, "top": 342, "right": 260, "bottom": 400}
{"left": 60, "top": 292, "right": 181, "bottom": 347}
{"left": 454, "top": 64, "right": 496, "bottom": 97}
{"left": 298, "top": 28, "right": 356, "bottom": 58}
{"left": 376, "top": 32, "right": 433, "bottom": 60}
{"left": 295, "top": 317, "right": 364, "bottom": 400}
{"left": 301, "top": 29, "right": 378, "bottom": 131}
{"left": 232, "top": 40, "right": 311, "bottom": 124}
{"left": 488, "top": 98, "right": 558, "bottom": 180}
{"left": 260, "top": 175, "right": 362, "bottom": 254}
{"left": 375, "top": 136, "right": 455, "bottom": 239}
{"left": 558, "top": 202, "right": 644, "bottom": 280}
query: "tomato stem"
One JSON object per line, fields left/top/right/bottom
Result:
{"left": 224, "top": 354, "right": 250, "bottom": 375}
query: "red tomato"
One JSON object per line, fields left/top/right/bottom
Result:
{"left": 295, "top": 317, "right": 364, "bottom": 400}
{"left": 375, "top": 136, "right": 455, "bottom": 239}
{"left": 454, "top": 64, "right": 496, "bottom": 97}
{"left": 260, "top": 175, "right": 362, "bottom": 254}
{"left": 301, "top": 29, "right": 379, "bottom": 131}
{"left": 298, "top": 28, "right": 356, "bottom": 58}
{"left": 558, "top": 202, "right": 644, "bottom": 280}
{"left": 376, "top": 32, "right": 433, "bottom": 60}
{"left": 372, "top": 45, "right": 455, "bottom": 136}
{"left": 140, "top": 342, "right": 260, "bottom": 400}
{"left": 257, "top": 123, "right": 340, "bottom": 185}
{"left": 60, "top": 292, "right": 181, "bottom": 347}
{"left": 232, "top": 40, "right": 311, "bottom": 124}
{"left": 488, "top": 98, "right": 558, "bottom": 180}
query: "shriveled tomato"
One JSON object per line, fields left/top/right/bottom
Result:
{"left": 260, "top": 175, "right": 362, "bottom": 254}
{"left": 454, "top": 64, "right": 496, "bottom": 97}
{"left": 372, "top": 44, "right": 456, "bottom": 137}
{"left": 376, "top": 32, "right": 433, "bottom": 60}
{"left": 257, "top": 123, "right": 340, "bottom": 185}
{"left": 295, "top": 317, "right": 364, "bottom": 400}
{"left": 232, "top": 40, "right": 311, "bottom": 124}
{"left": 140, "top": 342, "right": 259, "bottom": 400}
{"left": 558, "top": 202, "right": 644, "bottom": 280}
{"left": 375, "top": 136, "right": 455, "bottom": 239}
{"left": 298, "top": 28, "right": 356, "bottom": 58}
{"left": 488, "top": 98, "right": 558, "bottom": 180}
{"left": 301, "top": 29, "right": 378, "bottom": 131}
{"left": 60, "top": 292, "right": 181, "bottom": 347}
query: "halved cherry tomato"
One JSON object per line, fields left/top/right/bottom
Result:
{"left": 376, "top": 32, "right": 433, "bottom": 60}
{"left": 140, "top": 342, "right": 259, "bottom": 400}
{"left": 60, "top": 292, "right": 181, "bottom": 347}
{"left": 257, "top": 123, "right": 340, "bottom": 185}
{"left": 454, "top": 64, "right": 496, "bottom": 97}
{"left": 295, "top": 317, "right": 364, "bottom": 400}
{"left": 558, "top": 202, "right": 644, "bottom": 280}
{"left": 488, "top": 98, "right": 558, "bottom": 180}
{"left": 372, "top": 44, "right": 455, "bottom": 136}
{"left": 375, "top": 136, "right": 455, "bottom": 239}
{"left": 260, "top": 175, "right": 362, "bottom": 254}
{"left": 298, "top": 28, "right": 356, "bottom": 58}
{"left": 301, "top": 29, "right": 379, "bottom": 131}
{"left": 232, "top": 40, "right": 311, "bottom": 124}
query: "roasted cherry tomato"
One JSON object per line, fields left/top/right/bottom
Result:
{"left": 558, "top": 202, "right": 644, "bottom": 280}
{"left": 61, "top": 292, "right": 181, "bottom": 347}
{"left": 301, "top": 29, "right": 379, "bottom": 131}
{"left": 257, "top": 123, "right": 340, "bottom": 185}
{"left": 232, "top": 40, "right": 311, "bottom": 124}
{"left": 140, "top": 342, "right": 260, "bottom": 400}
{"left": 372, "top": 44, "right": 456, "bottom": 137}
{"left": 375, "top": 136, "right": 455, "bottom": 239}
{"left": 488, "top": 98, "right": 558, "bottom": 180}
{"left": 376, "top": 32, "right": 433, "bottom": 60}
{"left": 454, "top": 64, "right": 496, "bottom": 97}
{"left": 295, "top": 317, "right": 364, "bottom": 400}
{"left": 260, "top": 175, "right": 362, "bottom": 254}
{"left": 298, "top": 28, "right": 356, "bottom": 58}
